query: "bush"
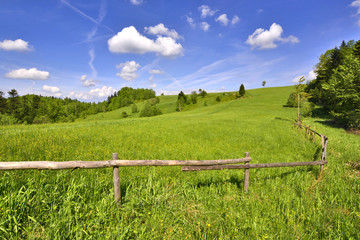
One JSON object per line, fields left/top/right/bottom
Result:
{"left": 140, "top": 102, "right": 162, "bottom": 117}
{"left": 216, "top": 96, "right": 221, "bottom": 102}
{"left": 300, "top": 100, "right": 315, "bottom": 117}
{"left": 131, "top": 104, "right": 138, "bottom": 113}
{"left": 32, "top": 115, "right": 52, "bottom": 124}
{"left": 0, "top": 113, "right": 18, "bottom": 125}
{"left": 122, "top": 112, "right": 128, "bottom": 118}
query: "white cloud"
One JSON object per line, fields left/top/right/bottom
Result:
{"left": 0, "top": 39, "right": 32, "bottom": 52}
{"left": 5, "top": 68, "right": 50, "bottom": 80}
{"left": 257, "top": 9, "right": 264, "bottom": 14}
{"left": 216, "top": 14, "right": 229, "bottom": 26}
{"left": 200, "top": 22, "right": 210, "bottom": 31}
{"left": 130, "top": 0, "right": 143, "bottom": 5}
{"left": 245, "top": 23, "right": 299, "bottom": 50}
{"left": 80, "top": 74, "right": 87, "bottom": 81}
{"left": 186, "top": 16, "right": 196, "bottom": 28}
{"left": 80, "top": 74, "right": 95, "bottom": 87}
{"left": 42, "top": 85, "right": 61, "bottom": 94}
{"left": 150, "top": 83, "right": 157, "bottom": 88}
{"left": 116, "top": 61, "right": 140, "bottom": 81}
{"left": 231, "top": 15, "right": 240, "bottom": 25}
{"left": 291, "top": 70, "right": 317, "bottom": 83}
{"left": 149, "top": 69, "right": 164, "bottom": 74}
{"left": 68, "top": 86, "right": 116, "bottom": 100}
{"left": 351, "top": 0, "right": 360, "bottom": 15}
{"left": 198, "top": 5, "right": 216, "bottom": 18}
{"left": 144, "top": 23, "right": 180, "bottom": 39}
{"left": 108, "top": 26, "right": 183, "bottom": 58}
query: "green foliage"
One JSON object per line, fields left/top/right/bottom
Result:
{"left": 199, "top": 89, "right": 208, "bottom": 98}
{"left": 122, "top": 111, "right": 128, "bottom": 118}
{"left": 0, "top": 113, "right": 18, "bottom": 125}
{"left": 239, "top": 84, "right": 245, "bottom": 97}
{"left": 140, "top": 102, "right": 162, "bottom": 117}
{"left": 262, "top": 81, "right": 266, "bottom": 87}
{"left": 190, "top": 91, "right": 197, "bottom": 104}
{"left": 306, "top": 39, "right": 360, "bottom": 128}
{"left": 216, "top": 96, "right": 221, "bottom": 102}
{"left": 131, "top": 103, "right": 138, "bottom": 113}
{"left": 0, "top": 86, "right": 359, "bottom": 239}
{"left": 176, "top": 91, "right": 188, "bottom": 111}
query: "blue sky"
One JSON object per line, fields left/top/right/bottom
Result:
{"left": 1, "top": 0, "right": 360, "bottom": 101}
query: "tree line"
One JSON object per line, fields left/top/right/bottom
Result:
{"left": 0, "top": 87, "right": 156, "bottom": 125}
{"left": 305, "top": 39, "right": 360, "bottom": 129}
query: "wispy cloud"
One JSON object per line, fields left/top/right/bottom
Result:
{"left": 163, "top": 53, "right": 286, "bottom": 92}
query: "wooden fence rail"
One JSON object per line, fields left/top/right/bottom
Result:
{"left": 0, "top": 122, "right": 328, "bottom": 204}
{"left": 0, "top": 153, "right": 252, "bottom": 203}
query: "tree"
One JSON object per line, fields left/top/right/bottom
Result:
{"left": 239, "top": 84, "right": 245, "bottom": 97}
{"left": 190, "top": 91, "right": 197, "bottom": 104}
{"left": 262, "top": 81, "right": 266, "bottom": 87}
{"left": 131, "top": 103, "right": 138, "bottom": 113}
{"left": 0, "top": 91, "right": 7, "bottom": 114}
{"left": 176, "top": 91, "right": 188, "bottom": 111}
{"left": 216, "top": 96, "right": 221, "bottom": 102}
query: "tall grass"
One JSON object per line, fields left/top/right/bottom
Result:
{"left": 0, "top": 86, "right": 359, "bottom": 239}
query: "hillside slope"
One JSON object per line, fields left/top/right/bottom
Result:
{"left": 0, "top": 86, "right": 359, "bottom": 239}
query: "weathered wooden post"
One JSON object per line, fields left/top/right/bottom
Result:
{"left": 320, "top": 136, "right": 325, "bottom": 172}
{"left": 244, "top": 152, "right": 250, "bottom": 191}
{"left": 113, "top": 153, "right": 121, "bottom": 204}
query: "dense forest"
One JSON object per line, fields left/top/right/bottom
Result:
{"left": 0, "top": 87, "right": 155, "bottom": 125}
{"left": 306, "top": 39, "right": 360, "bottom": 129}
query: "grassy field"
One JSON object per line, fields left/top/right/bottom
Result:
{"left": 0, "top": 86, "right": 359, "bottom": 239}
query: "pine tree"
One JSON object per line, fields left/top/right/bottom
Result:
{"left": 239, "top": 84, "right": 245, "bottom": 97}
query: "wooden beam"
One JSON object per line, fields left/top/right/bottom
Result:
{"left": 181, "top": 161, "right": 328, "bottom": 171}
{"left": 0, "top": 158, "right": 251, "bottom": 171}
{"left": 243, "top": 152, "right": 250, "bottom": 191}
{"left": 112, "top": 153, "right": 121, "bottom": 204}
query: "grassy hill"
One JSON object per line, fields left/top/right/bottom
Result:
{"left": 0, "top": 86, "right": 359, "bottom": 239}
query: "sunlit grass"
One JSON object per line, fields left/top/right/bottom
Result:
{"left": 0, "top": 86, "right": 359, "bottom": 239}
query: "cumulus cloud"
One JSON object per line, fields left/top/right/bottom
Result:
{"left": 216, "top": 14, "right": 229, "bottom": 26}
{"left": 130, "top": 0, "right": 143, "bottom": 5}
{"left": 0, "top": 39, "right": 32, "bottom": 52}
{"left": 69, "top": 86, "right": 116, "bottom": 100}
{"left": 116, "top": 61, "right": 140, "bottom": 81}
{"left": 144, "top": 23, "right": 180, "bottom": 39}
{"left": 149, "top": 69, "right": 164, "bottom": 74}
{"left": 291, "top": 71, "right": 317, "bottom": 83}
{"left": 42, "top": 85, "right": 61, "bottom": 97}
{"left": 108, "top": 26, "right": 183, "bottom": 58}
{"left": 80, "top": 74, "right": 96, "bottom": 87}
{"left": 231, "top": 15, "right": 240, "bottom": 25}
{"left": 198, "top": 5, "right": 216, "bottom": 18}
{"left": 200, "top": 22, "right": 210, "bottom": 31}
{"left": 185, "top": 16, "right": 196, "bottom": 28}
{"left": 5, "top": 68, "right": 49, "bottom": 80}
{"left": 246, "top": 23, "right": 299, "bottom": 50}
{"left": 351, "top": 0, "right": 360, "bottom": 15}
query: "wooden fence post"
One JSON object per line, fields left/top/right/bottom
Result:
{"left": 244, "top": 152, "right": 250, "bottom": 191}
{"left": 320, "top": 136, "right": 325, "bottom": 172}
{"left": 113, "top": 153, "right": 121, "bottom": 204}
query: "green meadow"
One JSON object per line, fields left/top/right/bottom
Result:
{"left": 0, "top": 86, "right": 359, "bottom": 239}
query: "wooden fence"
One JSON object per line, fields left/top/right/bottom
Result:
{"left": 0, "top": 122, "right": 328, "bottom": 204}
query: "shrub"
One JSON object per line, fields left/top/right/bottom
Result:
{"left": 122, "top": 112, "right": 128, "bottom": 118}
{"left": 131, "top": 104, "right": 138, "bottom": 113}
{"left": 0, "top": 113, "right": 18, "bottom": 125}
{"left": 140, "top": 102, "right": 162, "bottom": 117}
{"left": 216, "top": 96, "right": 221, "bottom": 102}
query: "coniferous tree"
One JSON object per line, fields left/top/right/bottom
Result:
{"left": 239, "top": 84, "right": 245, "bottom": 97}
